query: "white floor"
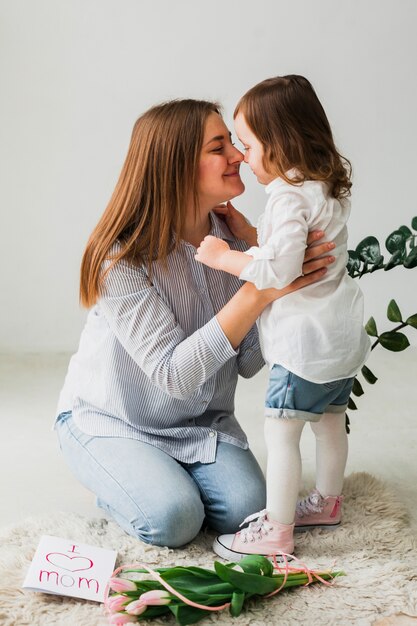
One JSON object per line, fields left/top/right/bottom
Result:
{"left": 1, "top": 349, "right": 416, "bottom": 531}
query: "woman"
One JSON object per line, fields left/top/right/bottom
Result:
{"left": 55, "top": 99, "right": 335, "bottom": 548}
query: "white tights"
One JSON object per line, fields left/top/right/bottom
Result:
{"left": 264, "top": 412, "right": 348, "bottom": 525}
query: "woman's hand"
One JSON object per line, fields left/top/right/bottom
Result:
{"left": 259, "top": 231, "right": 336, "bottom": 304}
{"left": 213, "top": 202, "right": 257, "bottom": 246}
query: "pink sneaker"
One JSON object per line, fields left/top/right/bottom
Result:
{"left": 212, "top": 510, "right": 294, "bottom": 561}
{"left": 295, "top": 489, "right": 344, "bottom": 531}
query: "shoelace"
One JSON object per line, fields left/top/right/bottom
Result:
{"left": 238, "top": 509, "right": 274, "bottom": 543}
{"left": 296, "top": 492, "right": 323, "bottom": 518}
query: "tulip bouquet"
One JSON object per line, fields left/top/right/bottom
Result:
{"left": 104, "top": 554, "right": 343, "bottom": 625}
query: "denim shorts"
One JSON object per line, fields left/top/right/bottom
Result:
{"left": 264, "top": 364, "right": 354, "bottom": 422}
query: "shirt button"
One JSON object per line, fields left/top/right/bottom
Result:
{"left": 209, "top": 431, "right": 215, "bottom": 438}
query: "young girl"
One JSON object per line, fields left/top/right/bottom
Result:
{"left": 195, "top": 75, "right": 371, "bottom": 560}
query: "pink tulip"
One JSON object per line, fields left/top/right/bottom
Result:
{"left": 108, "top": 577, "right": 137, "bottom": 593}
{"left": 106, "top": 594, "right": 129, "bottom": 612}
{"left": 140, "top": 590, "right": 171, "bottom": 605}
{"left": 108, "top": 613, "right": 137, "bottom": 625}
{"left": 124, "top": 599, "right": 147, "bottom": 616}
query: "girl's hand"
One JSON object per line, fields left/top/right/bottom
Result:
{"left": 213, "top": 202, "right": 257, "bottom": 246}
{"left": 195, "top": 235, "right": 231, "bottom": 270}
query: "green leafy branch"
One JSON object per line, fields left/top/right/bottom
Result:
{"left": 344, "top": 215, "right": 417, "bottom": 432}
{"left": 346, "top": 299, "right": 417, "bottom": 431}
{"left": 347, "top": 216, "right": 417, "bottom": 277}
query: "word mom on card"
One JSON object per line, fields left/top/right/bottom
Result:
{"left": 23, "top": 535, "right": 117, "bottom": 602}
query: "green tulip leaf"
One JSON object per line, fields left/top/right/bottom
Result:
{"left": 356, "top": 236, "right": 382, "bottom": 264}
{"left": 352, "top": 378, "right": 364, "bottom": 396}
{"left": 348, "top": 396, "right": 357, "bottom": 410}
{"left": 361, "top": 365, "right": 378, "bottom": 384}
{"left": 237, "top": 555, "right": 274, "bottom": 576}
{"left": 379, "top": 331, "right": 410, "bottom": 352}
{"left": 406, "top": 314, "right": 417, "bottom": 329}
{"left": 214, "top": 561, "right": 277, "bottom": 595}
{"left": 168, "top": 603, "right": 211, "bottom": 625}
{"left": 365, "top": 317, "right": 378, "bottom": 336}
{"left": 387, "top": 299, "right": 402, "bottom": 322}
{"left": 385, "top": 230, "right": 407, "bottom": 254}
{"left": 142, "top": 606, "right": 173, "bottom": 618}
{"left": 411, "top": 216, "right": 417, "bottom": 231}
{"left": 230, "top": 591, "right": 245, "bottom": 617}
{"left": 404, "top": 246, "right": 417, "bottom": 268}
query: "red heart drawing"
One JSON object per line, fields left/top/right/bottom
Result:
{"left": 46, "top": 553, "right": 94, "bottom": 572}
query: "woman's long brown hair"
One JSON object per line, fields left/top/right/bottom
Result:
{"left": 80, "top": 99, "right": 220, "bottom": 308}
{"left": 234, "top": 75, "right": 351, "bottom": 199}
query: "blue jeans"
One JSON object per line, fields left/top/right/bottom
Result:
{"left": 55, "top": 412, "right": 266, "bottom": 548}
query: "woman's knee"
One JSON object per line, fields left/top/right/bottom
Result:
{"left": 148, "top": 498, "right": 205, "bottom": 548}
{"left": 102, "top": 492, "right": 205, "bottom": 549}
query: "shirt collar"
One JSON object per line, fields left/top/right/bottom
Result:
{"left": 265, "top": 168, "right": 301, "bottom": 195}
{"left": 208, "top": 210, "right": 235, "bottom": 242}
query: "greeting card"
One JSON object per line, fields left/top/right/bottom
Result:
{"left": 23, "top": 535, "right": 117, "bottom": 602}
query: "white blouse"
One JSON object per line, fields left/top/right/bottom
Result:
{"left": 239, "top": 176, "right": 371, "bottom": 383}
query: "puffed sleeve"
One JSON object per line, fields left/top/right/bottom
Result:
{"left": 239, "top": 190, "right": 311, "bottom": 290}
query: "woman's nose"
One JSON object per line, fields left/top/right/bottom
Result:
{"left": 229, "top": 145, "right": 244, "bottom": 163}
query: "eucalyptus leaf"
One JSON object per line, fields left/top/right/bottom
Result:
{"left": 361, "top": 365, "right": 378, "bottom": 384}
{"left": 404, "top": 246, "right": 417, "bottom": 268}
{"left": 385, "top": 230, "right": 407, "bottom": 254}
{"left": 406, "top": 314, "right": 417, "bottom": 329}
{"left": 347, "top": 396, "right": 357, "bottom": 410}
{"left": 347, "top": 250, "right": 361, "bottom": 276}
{"left": 369, "top": 255, "right": 384, "bottom": 272}
{"left": 365, "top": 317, "right": 378, "bottom": 336}
{"left": 352, "top": 378, "right": 364, "bottom": 396}
{"left": 398, "top": 225, "right": 412, "bottom": 238}
{"left": 356, "top": 236, "right": 382, "bottom": 264}
{"left": 384, "top": 249, "right": 405, "bottom": 271}
{"left": 387, "top": 299, "right": 402, "bottom": 322}
{"left": 379, "top": 331, "right": 410, "bottom": 351}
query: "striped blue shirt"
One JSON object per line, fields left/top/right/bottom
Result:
{"left": 56, "top": 213, "right": 264, "bottom": 463}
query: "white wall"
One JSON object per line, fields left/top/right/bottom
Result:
{"left": 1, "top": 0, "right": 416, "bottom": 352}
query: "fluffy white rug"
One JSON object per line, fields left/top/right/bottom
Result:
{"left": 0, "top": 472, "right": 416, "bottom": 626}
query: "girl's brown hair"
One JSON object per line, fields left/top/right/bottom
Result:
{"left": 80, "top": 99, "right": 220, "bottom": 308}
{"left": 234, "top": 75, "right": 351, "bottom": 199}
